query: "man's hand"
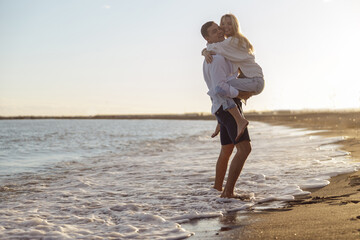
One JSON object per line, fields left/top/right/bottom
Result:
{"left": 237, "top": 91, "right": 255, "bottom": 101}
{"left": 202, "top": 49, "right": 216, "bottom": 63}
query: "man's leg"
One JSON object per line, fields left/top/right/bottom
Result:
{"left": 214, "top": 144, "right": 234, "bottom": 191}
{"left": 221, "top": 140, "right": 251, "bottom": 198}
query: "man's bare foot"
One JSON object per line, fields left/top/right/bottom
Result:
{"left": 235, "top": 119, "right": 249, "bottom": 141}
{"left": 211, "top": 123, "right": 220, "bottom": 138}
{"left": 220, "top": 191, "right": 235, "bottom": 198}
{"left": 213, "top": 186, "right": 222, "bottom": 191}
{"left": 221, "top": 192, "right": 249, "bottom": 200}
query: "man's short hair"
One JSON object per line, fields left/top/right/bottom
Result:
{"left": 201, "top": 21, "right": 215, "bottom": 39}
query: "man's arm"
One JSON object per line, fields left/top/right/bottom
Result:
{"left": 209, "top": 56, "right": 239, "bottom": 98}
{"left": 209, "top": 56, "right": 254, "bottom": 101}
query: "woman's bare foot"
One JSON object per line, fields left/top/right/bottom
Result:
{"left": 211, "top": 123, "right": 220, "bottom": 138}
{"left": 235, "top": 119, "right": 249, "bottom": 141}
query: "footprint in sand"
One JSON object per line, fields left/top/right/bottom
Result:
{"left": 349, "top": 175, "right": 360, "bottom": 187}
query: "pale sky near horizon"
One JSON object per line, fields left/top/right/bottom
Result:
{"left": 1, "top": 0, "right": 359, "bottom": 116}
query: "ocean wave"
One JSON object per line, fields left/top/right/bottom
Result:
{"left": 1, "top": 120, "right": 360, "bottom": 239}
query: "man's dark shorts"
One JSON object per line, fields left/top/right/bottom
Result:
{"left": 215, "top": 98, "right": 250, "bottom": 145}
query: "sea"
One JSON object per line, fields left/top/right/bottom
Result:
{"left": 0, "top": 119, "right": 359, "bottom": 239}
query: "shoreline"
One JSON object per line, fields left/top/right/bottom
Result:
{"left": 2, "top": 111, "right": 359, "bottom": 239}
{"left": 0, "top": 109, "right": 358, "bottom": 120}
{"left": 183, "top": 111, "right": 360, "bottom": 240}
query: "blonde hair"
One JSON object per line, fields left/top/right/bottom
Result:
{"left": 221, "top": 14, "right": 254, "bottom": 54}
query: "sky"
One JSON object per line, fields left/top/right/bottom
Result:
{"left": 1, "top": 0, "right": 360, "bottom": 116}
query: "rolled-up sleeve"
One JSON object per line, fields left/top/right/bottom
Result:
{"left": 207, "top": 38, "right": 250, "bottom": 62}
{"left": 209, "top": 56, "right": 239, "bottom": 98}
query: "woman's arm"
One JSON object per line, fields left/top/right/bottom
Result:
{"left": 202, "top": 48, "right": 216, "bottom": 63}
{"left": 207, "top": 37, "right": 251, "bottom": 62}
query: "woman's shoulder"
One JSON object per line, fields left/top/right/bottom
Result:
{"left": 223, "top": 37, "right": 246, "bottom": 50}
{"left": 207, "top": 37, "right": 234, "bottom": 50}
{"left": 218, "top": 37, "right": 235, "bottom": 46}
{"left": 227, "top": 36, "right": 243, "bottom": 46}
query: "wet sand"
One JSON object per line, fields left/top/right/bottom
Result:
{"left": 183, "top": 110, "right": 360, "bottom": 240}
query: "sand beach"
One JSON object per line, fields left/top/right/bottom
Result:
{"left": 184, "top": 110, "right": 360, "bottom": 240}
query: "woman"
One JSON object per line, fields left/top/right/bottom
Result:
{"left": 202, "top": 14, "right": 265, "bottom": 139}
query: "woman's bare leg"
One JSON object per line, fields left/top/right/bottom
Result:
{"left": 228, "top": 107, "right": 248, "bottom": 141}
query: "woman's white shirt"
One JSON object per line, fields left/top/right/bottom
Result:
{"left": 206, "top": 37, "right": 264, "bottom": 78}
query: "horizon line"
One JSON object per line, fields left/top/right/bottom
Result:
{"left": 1, "top": 108, "right": 359, "bottom": 120}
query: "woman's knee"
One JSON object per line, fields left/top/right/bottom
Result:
{"left": 256, "top": 78, "right": 265, "bottom": 94}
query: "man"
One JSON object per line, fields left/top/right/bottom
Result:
{"left": 201, "top": 21, "right": 252, "bottom": 198}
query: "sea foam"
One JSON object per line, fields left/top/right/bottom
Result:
{"left": 0, "top": 119, "right": 359, "bottom": 239}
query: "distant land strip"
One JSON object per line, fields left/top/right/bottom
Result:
{"left": 0, "top": 113, "right": 215, "bottom": 120}
{"left": 0, "top": 110, "right": 358, "bottom": 121}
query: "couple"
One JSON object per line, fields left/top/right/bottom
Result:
{"left": 201, "top": 14, "right": 264, "bottom": 198}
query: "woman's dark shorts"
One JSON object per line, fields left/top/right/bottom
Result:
{"left": 214, "top": 99, "right": 250, "bottom": 145}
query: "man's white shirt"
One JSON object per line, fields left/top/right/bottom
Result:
{"left": 203, "top": 54, "right": 239, "bottom": 114}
